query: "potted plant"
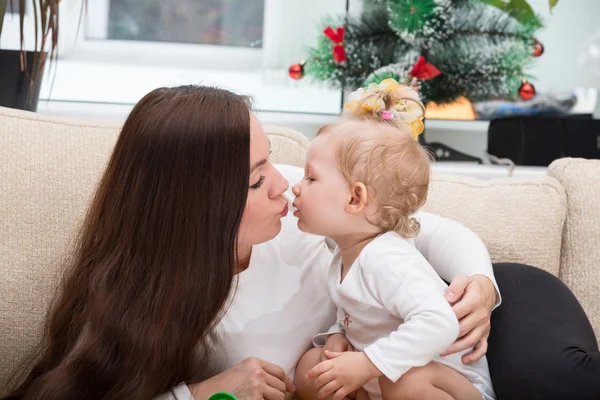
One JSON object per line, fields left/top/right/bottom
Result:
{"left": 0, "top": 0, "right": 61, "bottom": 111}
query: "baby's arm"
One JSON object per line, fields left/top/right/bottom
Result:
{"left": 306, "top": 246, "right": 459, "bottom": 399}
{"left": 361, "top": 247, "right": 459, "bottom": 383}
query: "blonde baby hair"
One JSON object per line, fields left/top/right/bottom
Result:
{"left": 317, "top": 79, "right": 431, "bottom": 238}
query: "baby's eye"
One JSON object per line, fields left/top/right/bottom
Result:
{"left": 305, "top": 176, "right": 315, "bottom": 182}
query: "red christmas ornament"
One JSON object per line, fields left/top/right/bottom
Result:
{"left": 533, "top": 39, "right": 544, "bottom": 57}
{"left": 288, "top": 62, "right": 305, "bottom": 80}
{"left": 410, "top": 56, "right": 441, "bottom": 80}
{"left": 519, "top": 80, "right": 536, "bottom": 100}
{"left": 323, "top": 26, "right": 347, "bottom": 63}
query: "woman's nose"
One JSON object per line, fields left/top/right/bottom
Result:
{"left": 271, "top": 169, "right": 289, "bottom": 198}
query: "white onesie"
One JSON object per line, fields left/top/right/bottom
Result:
{"left": 313, "top": 232, "right": 496, "bottom": 400}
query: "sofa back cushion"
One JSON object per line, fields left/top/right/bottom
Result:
{"left": 424, "top": 172, "right": 567, "bottom": 277}
{"left": 0, "top": 108, "right": 571, "bottom": 390}
{"left": 0, "top": 107, "right": 120, "bottom": 392}
{"left": 549, "top": 158, "right": 600, "bottom": 343}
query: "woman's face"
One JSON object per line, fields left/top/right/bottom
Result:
{"left": 238, "top": 114, "right": 289, "bottom": 249}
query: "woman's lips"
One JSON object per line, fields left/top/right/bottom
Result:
{"left": 280, "top": 203, "right": 289, "bottom": 216}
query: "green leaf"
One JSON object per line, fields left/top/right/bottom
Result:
{"left": 479, "top": 0, "right": 542, "bottom": 28}
{"left": 549, "top": 0, "right": 559, "bottom": 12}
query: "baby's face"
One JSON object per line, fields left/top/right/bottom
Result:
{"left": 291, "top": 133, "right": 350, "bottom": 237}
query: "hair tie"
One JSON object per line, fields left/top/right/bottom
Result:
{"left": 381, "top": 110, "right": 394, "bottom": 120}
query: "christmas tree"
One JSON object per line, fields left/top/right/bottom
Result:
{"left": 293, "top": 0, "right": 548, "bottom": 105}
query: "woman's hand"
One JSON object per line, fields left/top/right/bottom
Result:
{"left": 322, "top": 334, "right": 354, "bottom": 362}
{"left": 442, "top": 274, "right": 498, "bottom": 364}
{"left": 189, "top": 357, "right": 295, "bottom": 400}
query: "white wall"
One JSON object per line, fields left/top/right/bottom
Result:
{"left": 527, "top": 0, "right": 600, "bottom": 92}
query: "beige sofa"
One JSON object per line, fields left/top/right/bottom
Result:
{"left": 1, "top": 105, "right": 599, "bottom": 393}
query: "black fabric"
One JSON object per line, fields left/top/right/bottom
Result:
{"left": 487, "top": 114, "right": 600, "bottom": 166}
{"left": 488, "top": 263, "right": 600, "bottom": 400}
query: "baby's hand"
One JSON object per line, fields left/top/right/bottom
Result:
{"left": 307, "top": 351, "right": 381, "bottom": 400}
{"left": 322, "top": 333, "right": 353, "bottom": 362}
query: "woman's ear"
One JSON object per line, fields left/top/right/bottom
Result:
{"left": 345, "top": 182, "right": 369, "bottom": 215}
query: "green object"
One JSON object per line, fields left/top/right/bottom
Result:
{"left": 479, "top": 0, "right": 542, "bottom": 28}
{"left": 208, "top": 393, "right": 238, "bottom": 400}
{"left": 302, "top": 0, "right": 544, "bottom": 105}
{"left": 482, "top": 0, "right": 559, "bottom": 20}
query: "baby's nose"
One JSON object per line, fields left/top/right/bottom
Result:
{"left": 292, "top": 183, "right": 300, "bottom": 196}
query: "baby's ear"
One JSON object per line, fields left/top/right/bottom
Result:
{"left": 345, "top": 182, "right": 369, "bottom": 214}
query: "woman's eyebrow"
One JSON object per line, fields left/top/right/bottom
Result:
{"left": 251, "top": 159, "right": 268, "bottom": 173}
{"left": 251, "top": 137, "right": 271, "bottom": 173}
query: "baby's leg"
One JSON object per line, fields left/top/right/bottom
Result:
{"left": 355, "top": 388, "right": 371, "bottom": 400}
{"left": 295, "top": 347, "right": 322, "bottom": 400}
{"left": 379, "top": 362, "right": 481, "bottom": 400}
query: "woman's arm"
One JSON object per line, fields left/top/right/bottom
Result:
{"left": 413, "top": 211, "right": 500, "bottom": 304}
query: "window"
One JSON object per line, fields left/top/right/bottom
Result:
{"left": 81, "top": 0, "right": 264, "bottom": 71}
{"left": 104, "top": 0, "right": 264, "bottom": 48}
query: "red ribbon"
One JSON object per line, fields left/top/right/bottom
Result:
{"left": 410, "top": 56, "right": 441, "bottom": 80}
{"left": 323, "top": 26, "right": 347, "bottom": 63}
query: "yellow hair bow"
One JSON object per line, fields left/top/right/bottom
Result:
{"left": 343, "top": 78, "right": 425, "bottom": 138}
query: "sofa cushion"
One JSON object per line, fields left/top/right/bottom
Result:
{"left": 0, "top": 106, "right": 309, "bottom": 392}
{"left": 548, "top": 158, "right": 600, "bottom": 343}
{"left": 263, "top": 125, "right": 310, "bottom": 168}
{"left": 423, "top": 172, "right": 567, "bottom": 277}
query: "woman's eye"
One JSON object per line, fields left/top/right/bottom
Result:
{"left": 249, "top": 176, "right": 265, "bottom": 189}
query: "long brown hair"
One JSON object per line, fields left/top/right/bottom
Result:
{"left": 4, "top": 85, "right": 252, "bottom": 399}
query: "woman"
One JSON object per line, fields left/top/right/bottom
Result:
{"left": 4, "top": 86, "right": 597, "bottom": 400}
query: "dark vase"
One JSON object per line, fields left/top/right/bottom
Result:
{"left": 0, "top": 49, "right": 46, "bottom": 111}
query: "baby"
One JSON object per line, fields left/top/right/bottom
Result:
{"left": 292, "top": 79, "right": 495, "bottom": 400}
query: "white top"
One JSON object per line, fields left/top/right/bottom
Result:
{"left": 316, "top": 232, "right": 495, "bottom": 400}
{"left": 160, "top": 164, "right": 500, "bottom": 399}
